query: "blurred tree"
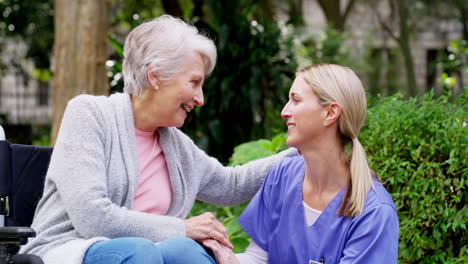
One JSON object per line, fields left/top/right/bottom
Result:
{"left": 191, "top": 0, "right": 204, "bottom": 18}
{"left": 0, "top": 0, "right": 54, "bottom": 112}
{"left": 364, "top": 47, "right": 400, "bottom": 97}
{"left": 287, "top": 0, "right": 305, "bottom": 26}
{"left": 110, "top": 0, "right": 164, "bottom": 30}
{"left": 370, "top": 0, "right": 466, "bottom": 96}
{"left": 419, "top": 0, "right": 468, "bottom": 41}
{"left": 455, "top": 0, "right": 468, "bottom": 40}
{"left": 371, "top": 0, "right": 418, "bottom": 96}
{"left": 0, "top": 0, "right": 54, "bottom": 75}
{"left": 161, "top": 0, "right": 183, "bottom": 17}
{"left": 51, "top": 0, "right": 110, "bottom": 143}
{"left": 316, "top": 0, "right": 357, "bottom": 31}
{"left": 296, "top": 26, "right": 354, "bottom": 67}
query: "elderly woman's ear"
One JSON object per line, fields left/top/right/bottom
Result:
{"left": 147, "top": 65, "right": 160, "bottom": 90}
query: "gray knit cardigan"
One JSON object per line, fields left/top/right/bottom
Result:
{"left": 19, "top": 93, "right": 295, "bottom": 264}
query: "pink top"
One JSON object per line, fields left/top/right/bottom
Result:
{"left": 133, "top": 128, "right": 172, "bottom": 215}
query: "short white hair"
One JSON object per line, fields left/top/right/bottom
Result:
{"left": 122, "top": 15, "right": 217, "bottom": 96}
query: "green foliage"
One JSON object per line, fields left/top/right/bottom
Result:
{"left": 0, "top": 112, "right": 8, "bottom": 124}
{"left": 32, "top": 68, "right": 52, "bottom": 82}
{"left": 111, "top": 0, "right": 165, "bottom": 30}
{"left": 224, "top": 215, "right": 250, "bottom": 253}
{"left": 296, "top": 26, "right": 354, "bottom": 68}
{"left": 193, "top": 92, "right": 467, "bottom": 261}
{"left": 106, "top": 34, "right": 125, "bottom": 93}
{"left": 32, "top": 133, "right": 51, "bottom": 147}
{"left": 31, "top": 124, "right": 51, "bottom": 146}
{"left": 362, "top": 92, "right": 467, "bottom": 263}
{"left": 0, "top": 0, "right": 54, "bottom": 76}
{"left": 437, "top": 39, "right": 467, "bottom": 93}
{"left": 438, "top": 39, "right": 467, "bottom": 74}
{"left": 189, "top": 200, "right": 252, "bottom": 253}
{"left": 363, "top": 46, "right": 402, "bottom": 97}
{"left": 229, "top": 133, "right": 288, "bottom": 166}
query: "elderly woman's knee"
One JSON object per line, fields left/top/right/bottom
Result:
{"left": 84, "top": 237, "right": 163, "bottom": 264}
{"left": 167, "top": 236, "right": 199, "bottom": 247}
{"left": 115, "top": 237, "right": 163, "bottom": 263}
{"left": 121, "top": 237, "right": 157, "bottom": 252}
{"left": 158, "top": 237, "right": 215, "bottom": 264}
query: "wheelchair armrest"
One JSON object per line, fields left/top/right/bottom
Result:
{"left": 0, "top": 227, "right": 36, "bottom": 245}
{"left": 0, "top": 227, "right": 42, "bottom": 264}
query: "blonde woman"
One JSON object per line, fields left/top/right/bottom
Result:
{"left": 204, "top": 64, "right": 399, "bottom": 263}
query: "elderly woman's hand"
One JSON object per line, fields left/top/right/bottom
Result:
{"left": 184, "top": 212, "right": 233, "bottom": 249}
{"left": 203, "top": 239, "right": 240, "bottom": 264}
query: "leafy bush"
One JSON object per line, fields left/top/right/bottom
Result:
{"left": 362, "top": 92, "right": 467, "bottom": 263}
{"left": 191, "top": 92, "right": 467, "bottom": 262}
{"left": 229, "top": 133, "right": 288, "bottom": 166}
{"left": 31, "top": 124, "right": 51, "bottom": 146}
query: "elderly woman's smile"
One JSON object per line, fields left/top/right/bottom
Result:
{"left": 181, "top": 104, "right": 192, "bottom": 113}
{"left": 131, "top": 50, "right": 206, "bottom": 131}
{"left": 160, "top": 50, "right": 205, "bottom": 127}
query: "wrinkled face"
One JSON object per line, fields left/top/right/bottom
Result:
{"left": 154, "top": 51, "right": 205, "bottom": 128}
{"left": 281, "top": 76, "right": 328, "bottom": 150}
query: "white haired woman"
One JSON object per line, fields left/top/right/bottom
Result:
{"left": 203, "top": 64, "right": 399, "bottom": 263}
{"left": 19, "top": 15, "right": 295, "bottom": 264}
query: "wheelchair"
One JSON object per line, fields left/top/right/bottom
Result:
{"left": 0, "top": 125, "right": 50, "bottom": 264}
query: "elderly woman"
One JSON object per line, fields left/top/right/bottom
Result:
{"left": 20, "top": 15, "right": 294, "bottom": 264}
{"left": 203, "top": 64, "right": 399, "bottom": 263}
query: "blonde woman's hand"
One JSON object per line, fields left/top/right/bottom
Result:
{"left": 203, "top": 239, "right": 240, "bottom": 264}
{"left": 184, "top": 212, "right": 233, "bottom": 249}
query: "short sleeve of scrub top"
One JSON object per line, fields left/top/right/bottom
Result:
{"left": 237, "top": 168, "right": 274, "bottom": 252}
{"left": 238, "top": 156, "right": 300, "bottom": 252}
{"left": 340, "top": 203, "right": 399, "bottom": 263}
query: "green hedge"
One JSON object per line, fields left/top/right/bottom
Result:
{"left": 361, "top": 92, "right": 467, "bottom": 263}
{"left": 190, "top": 91, "right": 467, "bottom": 262}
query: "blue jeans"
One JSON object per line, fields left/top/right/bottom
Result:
{"left": 83, "top": 237, "right": 216, "bottom": 264}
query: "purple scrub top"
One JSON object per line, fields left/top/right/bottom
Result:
{"left": 238, "top": 155, "right": 399, "bottom": 264}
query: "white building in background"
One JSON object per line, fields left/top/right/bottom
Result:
{"left": 0, "top": 40, "right": 52, "bottom": 125}
{"left": 0, "top": 71, "right": 52, "bottom": 124}
{"left": 302, "top": 0, "right": 466, "bottom": 95}
{"left": 0, "top": 0, "right": 465, "bottom": 124}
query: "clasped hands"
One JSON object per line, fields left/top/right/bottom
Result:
{"left": 184, "top": 212, "right": 240, "bottom": 264}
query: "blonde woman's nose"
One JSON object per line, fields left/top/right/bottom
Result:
{"left": 281, "top": 104, "right": 291, "bottom": 119}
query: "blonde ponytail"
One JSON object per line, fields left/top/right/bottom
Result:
{"left": 339, "top": 138, "right": 375, "bottom": 217}
{"left": 299, "top": 64, "right": 375, "bottom": 217}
